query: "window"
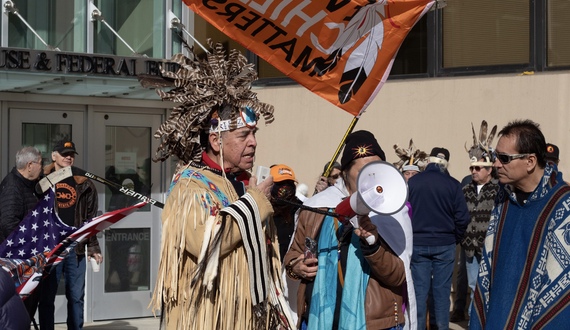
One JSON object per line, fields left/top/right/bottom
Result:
{"left": 94, "top": 0, "right": 164, "bottom": 57}
{"left": 391, "top": 15, "right": 428, "bottom": 76}
{"left": 442, "top": 0, "right": 530, "bottom": 68}
{"left": 547, "top": 0, "right": 570, "bottom": 67}
{"left": 7, "top": 0, "right": 83, "bottom": 52}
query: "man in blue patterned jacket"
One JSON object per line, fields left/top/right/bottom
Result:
{"left": 471, "top": 119, "right": 570, "bottom": 329}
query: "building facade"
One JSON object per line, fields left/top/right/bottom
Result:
{"left": 1, "top": 0, "right": 569, "bottom": 323}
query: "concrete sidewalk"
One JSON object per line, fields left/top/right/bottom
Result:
{"left": 53, "top": 316, "right": 466, "bottom": 330}
{"left": 54, "top": 317, "right": 160, "bottom": 329}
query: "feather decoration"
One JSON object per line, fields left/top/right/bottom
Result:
{"left": 466, "top": 120, "right": 498, "bottom": 164}
{"left": 393, "top": 139, "right": 429, "bottom": 171}
{"left": 479, "top": 120, "right": 488, "bottom": 145}
{"left": 311, "top": 2, "right": 386, "bottom": 68}
{"left": 486, "top": 125, "right": 497, "bottom": 149}
{"left": 138, "top": 40, "right": 274, "bottom": 163}
{"left": 339, "top": 23, "right": 384, "bottom": 103}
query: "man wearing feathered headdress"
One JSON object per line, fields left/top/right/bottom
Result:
{"left": 457, "top": 120, "right": 499, "bottom": 321}
{"left": 140, "top": 42, "right": 294, "bottom": 330}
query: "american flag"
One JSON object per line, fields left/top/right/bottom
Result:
{"left": 0, "top": 189, "right": 146, "bottom": 298}
{"left": 0, "top": 190, "right": 76, "bottom": 260}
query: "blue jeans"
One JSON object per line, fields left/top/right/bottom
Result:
{"left": 465, "top": 254, "right": 481, "bottom": 318}
{"left": 39, "top": 249, "right": 86, "bottom": 330}
{"left": 412, "top": 244, "right": 456, "bottom": 330}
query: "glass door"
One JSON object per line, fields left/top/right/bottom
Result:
{"left": 88, "top": 110, "right": 163, "bottom": 320}
{"left": 9, "top": 107, "right": 85, "bottom": 324}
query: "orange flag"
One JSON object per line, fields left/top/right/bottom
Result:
{"left": 183, "top": 0, "right": 434, "bottom": 116}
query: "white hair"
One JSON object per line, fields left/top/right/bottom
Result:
{"left": 15, "top": 146, "right": 41, "bottom": 170}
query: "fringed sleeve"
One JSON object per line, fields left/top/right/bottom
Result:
{"left": 152, "top": 170, "right": 295, "bottom": 330}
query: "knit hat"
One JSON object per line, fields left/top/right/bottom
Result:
{"left": 270, "top": 164, "right": 297, "bottom": 183}
{"left": 340, "top": 131, "right": 385, "bottom": 170}
{"left": 466, "top": 120, "right": 497, "bottom": 166}
{"left": 429, "top": 147, "right": 450, "bottom": 167}
{"left": 545, "top": 143, "right": 559, "bottom": 162}
{"left": 53, "top": 140, "right": 78, "bottom": 155}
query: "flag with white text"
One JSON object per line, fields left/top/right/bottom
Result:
{"left": 183, "top": 0, "right": 434, "bottom": 116}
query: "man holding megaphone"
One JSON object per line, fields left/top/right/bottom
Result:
{"left": 284, "top": 131, "right": 415, "bottom": 330}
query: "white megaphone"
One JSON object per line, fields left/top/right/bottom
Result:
{"left": 335, "top": 161, "right": 408, "bottom": 244}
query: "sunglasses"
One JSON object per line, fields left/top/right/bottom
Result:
{"left": 492, "top": 151, "right": 531, "bottom": 164}
{"left": 469, "top": 166, "right": 483, "bottom": 172}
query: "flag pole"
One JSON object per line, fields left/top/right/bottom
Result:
{"left": 314, "top": 115, "right": 360, "bottom": 195}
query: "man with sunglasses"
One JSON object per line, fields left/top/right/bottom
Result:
{"left": 38, "top": 140, "right": 101, "bottom": 330}
{"left": 459, "top": 156, "right": 498, "bottom": 321}
{"left": 470, "top": 120, "right": 570, "bottom": 329}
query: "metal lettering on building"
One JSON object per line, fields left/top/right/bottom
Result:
{"left": 0, "top": 48, "right": 179, "bottom": 78}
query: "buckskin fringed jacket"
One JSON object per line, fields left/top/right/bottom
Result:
{"left": 152, "top": 164, "right": 294, "bottom": 330}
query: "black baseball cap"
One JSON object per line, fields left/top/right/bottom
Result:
{"left": 53, "top": 140, "right": 78, "bottom": 155}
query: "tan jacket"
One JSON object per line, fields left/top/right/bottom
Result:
{"left": 152, "top": 166, "right": 288, "bottom": 330}
{"left": 284, "top": 208, "right": 406, "bottom": 329}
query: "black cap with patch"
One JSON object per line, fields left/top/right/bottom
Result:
{"left": 53, "top": 140, "right": 78, "bottom": 155}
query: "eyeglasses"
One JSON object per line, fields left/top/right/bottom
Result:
{"left": 30, "top": 160, "right": 42, "bottom": 166}
{"left": 492, "top": 151, "right": 531, "bottom": 164}
{"left": 469, "top": 166, "right": 482, "bottom": 172}
{"left": 59, "top": 152, "right": 76, "bottom": 158}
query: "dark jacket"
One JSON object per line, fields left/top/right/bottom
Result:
{"left": 0, "top": 269, "right": 31, "bottom": 330}
{"left": 0, "top": 167, "right": 39, "bottom": 243}
{"left": 284, "top": 209, "right": 406, "bottom": 329}
{"left": 408, "top": 163, "right": 470, "bottom": 246}
{"left": 43, "top": 164, "right": 100, "bottom": 256}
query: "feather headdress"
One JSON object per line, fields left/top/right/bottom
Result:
{"left": 139, "top": 40, "right": 274, "bottom": 163}
{"left": 465, "top": 120, "right": 497, "bottom": 166}
{"left": 393, "top": 139, "right": 429, "bottom": 172}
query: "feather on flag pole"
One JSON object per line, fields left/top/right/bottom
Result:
{"left": 0, "top": 189, "right": 146, "bottom": 298}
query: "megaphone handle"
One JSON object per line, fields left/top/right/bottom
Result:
{"left": 349, "top": 217, "right": 359, "bottom": 229}
{"left": 352, "top": 216, "right": 377, "bottom": 245}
